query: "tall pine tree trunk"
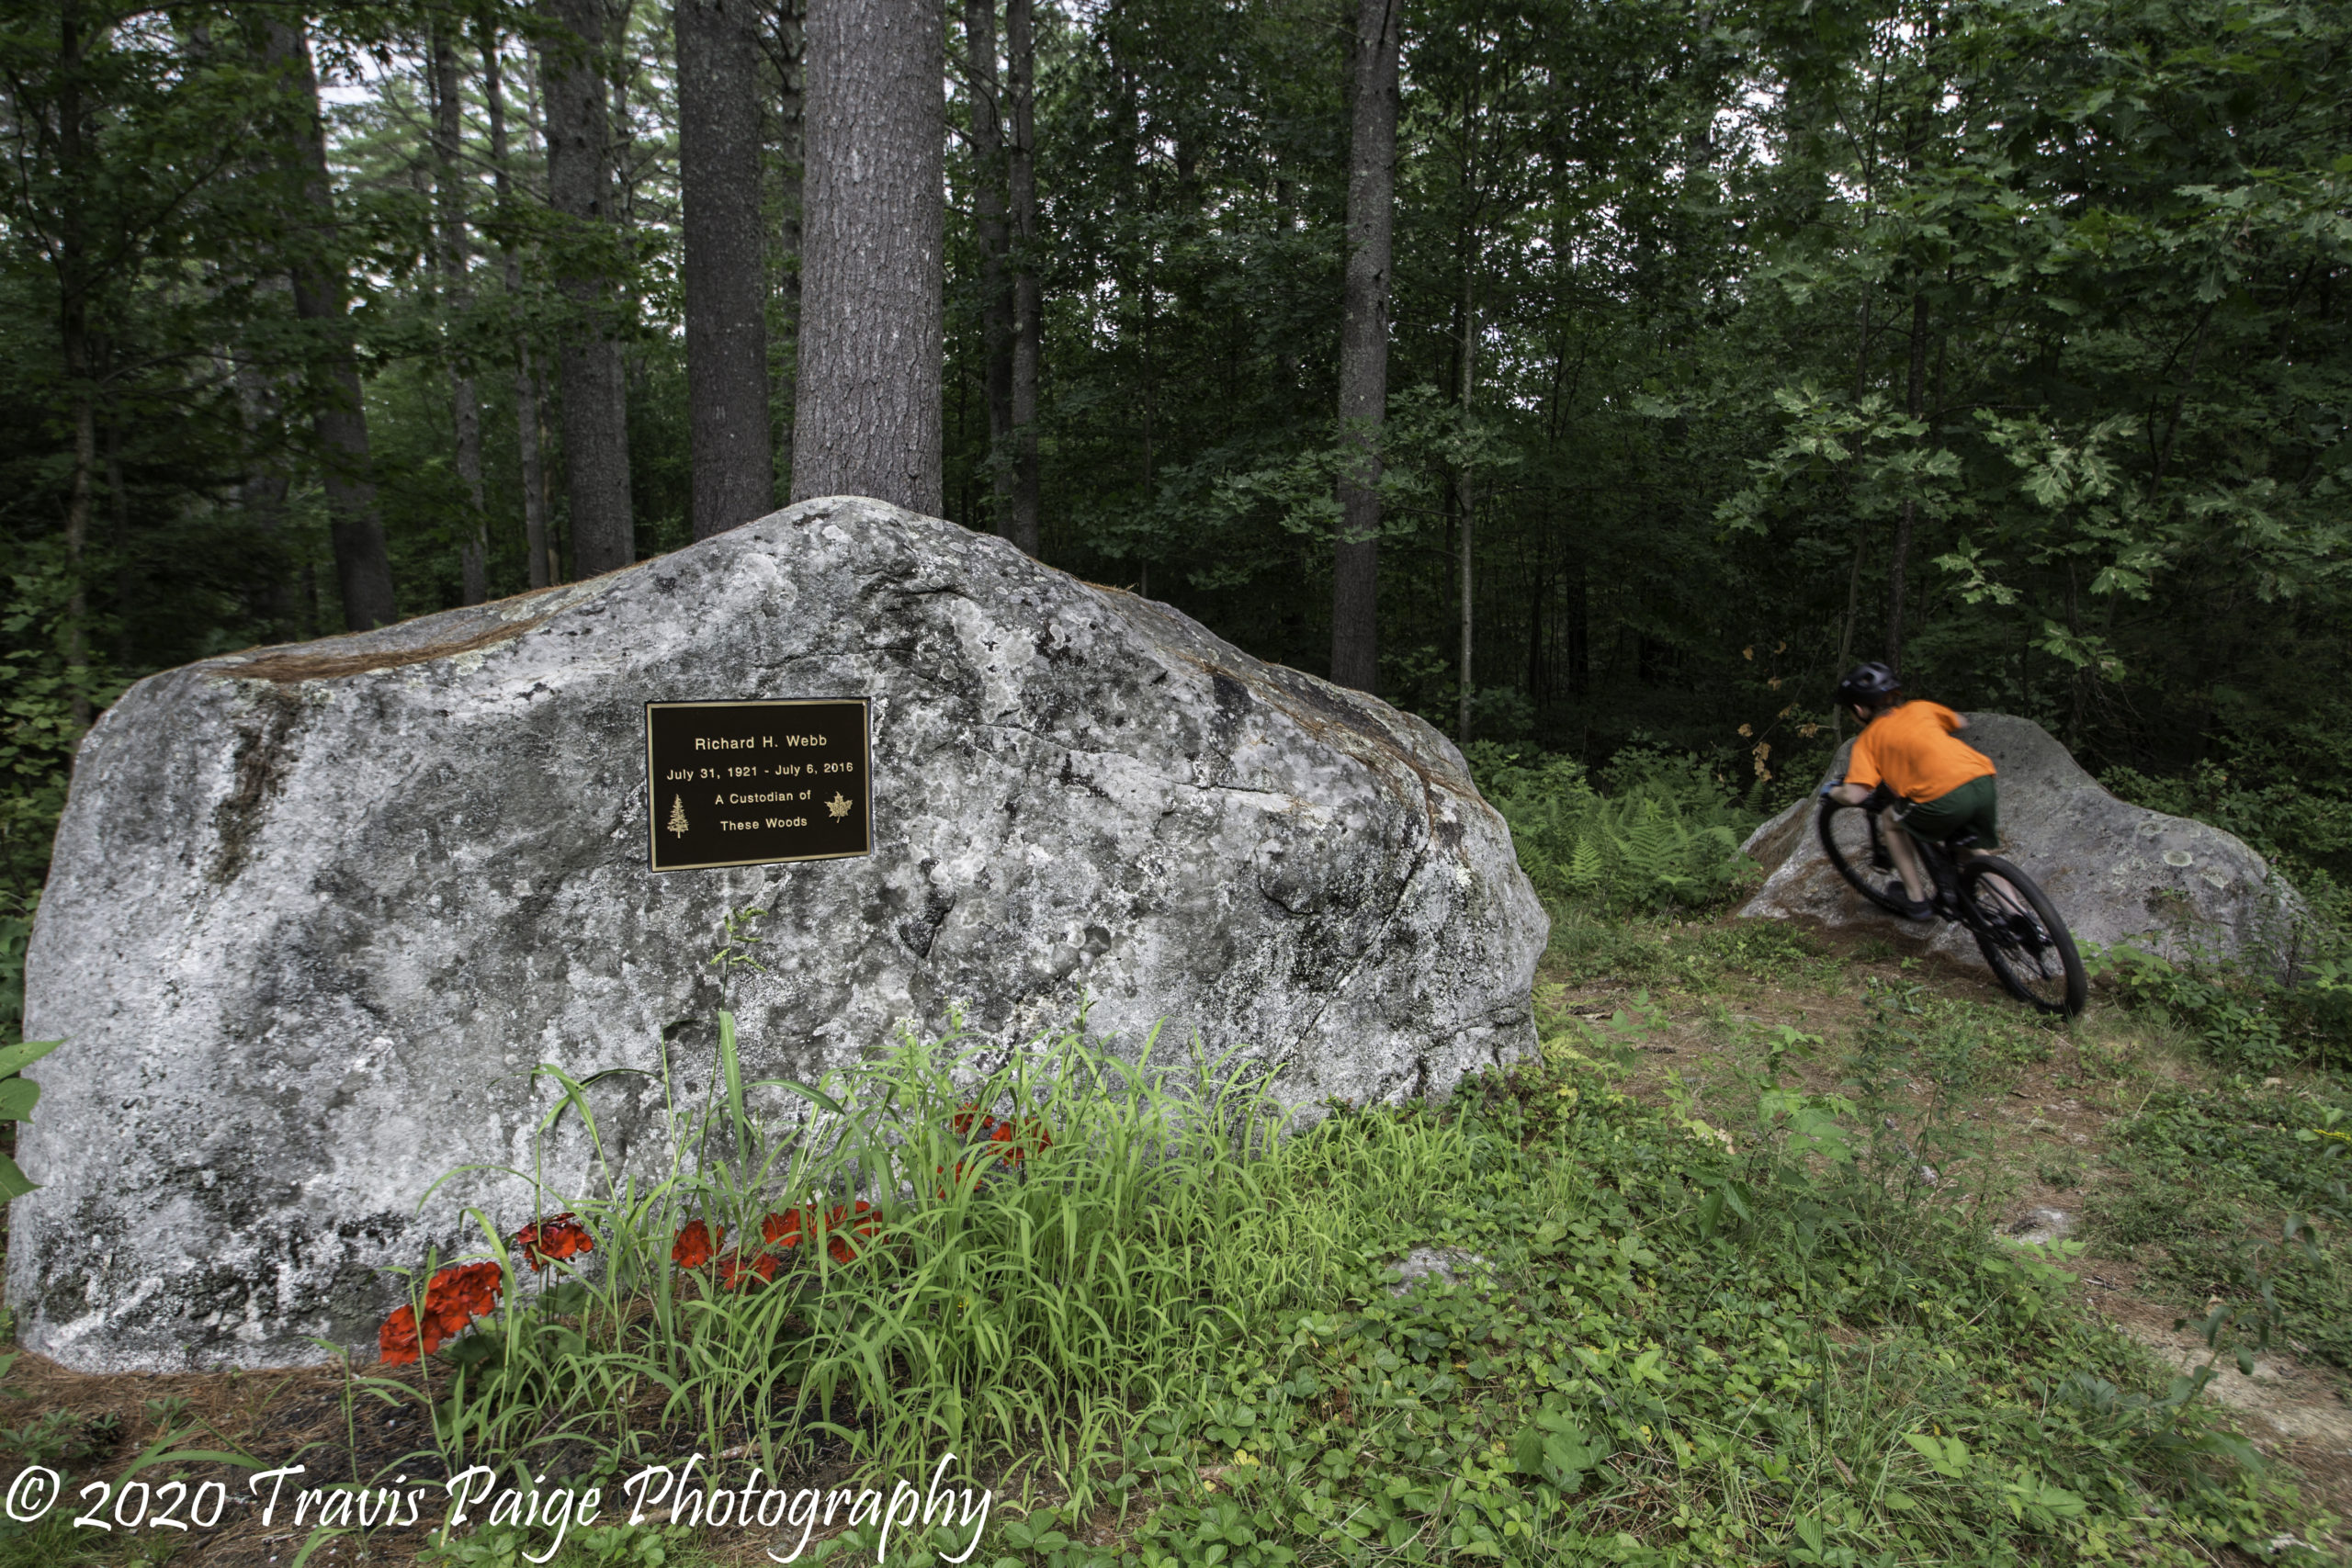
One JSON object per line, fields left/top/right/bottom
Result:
{"left": 761, "top": 0, "right": 806, "bottom": 485}
{"left": 964, "top": 0, "right": 1014, "bottom": 526}
{"left": 56, "top": 0, "right": 93, "bottom": 723}
{"left": 1884, "top": 288, "right": 1928, "bottom": 671}
{"left": 678, "top": 0, "right": 775, "bottom": 537}
{"left": 1330, "top": 0, "right": 1400, "bottom": 693}
{"left": 481, "top": 13, "right": 555, "bottom": 587}
{"left": 1566, "top": 553, "right": 1589, "bottom": 698}
{"left": 540, "top": 0, "right": 634, "bottom": 575}
{"left": 266, "top": 16, "right": 398, "bottom": 631}
{"left": 232, "top": 281, "right": 299, "bottom": 634}
{"left": 432, "top": 20, "right": 487, "bottom": 604}
{"left": 1456, "top": 264, "right": 1476, "bottom": 744}
{"left": 790, "top": 0, "right": 945, "bottom": 513}
{"left": 1002, "top": 0, "right": 1041, "bottom": 553}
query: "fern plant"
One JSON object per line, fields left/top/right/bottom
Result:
{"left": 1466, "top": 743, "right": 1764, "bottom": 912}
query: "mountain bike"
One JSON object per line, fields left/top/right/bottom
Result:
{"left": 1816, "top": 788, "right": 2087, "bottom": 1015}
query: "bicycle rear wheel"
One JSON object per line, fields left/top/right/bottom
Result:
{"left": 1957, "top": 856, "right": 2086, "bottom": 1015}
{"left": 1816, "top": 800, "right": 1911, "bottom": 915}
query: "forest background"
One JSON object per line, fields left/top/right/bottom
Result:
{"left": 2, "top": 0, "right": 2348, "bottom": 954}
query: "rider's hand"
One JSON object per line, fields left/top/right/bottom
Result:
{"left": 1818, "top": 778, "right": 1845, "bottom": 800}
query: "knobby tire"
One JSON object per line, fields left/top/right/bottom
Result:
{"left": 1815, "top": 800, "right": 1911, "bottom": 916}
{"left": 1958, "top": 856, "right": 2086, "bottom": 1016}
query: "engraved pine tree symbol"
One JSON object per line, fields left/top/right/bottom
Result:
{"left": 827, "top": 792, "right": 854, "bottom": 820}
{"left": 667, "top": 794, "right": 690, "bottom": 837}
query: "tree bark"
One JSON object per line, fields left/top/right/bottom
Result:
{"left": 964, "top": 0, "right": 1014, "bottom": 525}
{"left": 677, "top": 0, "right": 775, "bottom": 537}
{"left": 481, "top": 12, "right": 557, "bottom": 587}
{"left": 232, "top": 296, "right": 299, "bottom": 633}
{"left": 1002, "top": 0, "right": 1041, "bottom": 553}
{"left": 432, "top": 19, "right": 488, "bottom": 604}
{"left": 266, "top": 16, "right": 398, "bottom": 631}
{"left": 757, "top": 0, "right": 806, "bottom": 485}
{"left": 1883, "top": 288, "right": 1928, "bottom": 671}
{"left": 1565, "top": 552, "right": 1589, "bottom": 698}
{"left": 791, "top": 0, "right": 946, "bottom": 514}
{"left": 56, "top": 0, "right": 93, "bottom": 723}
{"left": 539, "top": 0, "right": 634, "bottom": 575}
{"left": 1456, "top": 265, "right": 1476, "bottom": 745}
{"left": 1329, "top": 0, "right": 1400, "bottom": 693}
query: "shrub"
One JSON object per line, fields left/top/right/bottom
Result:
{"left": 2102, "top": 757, "right": 2352, "bottom": 886}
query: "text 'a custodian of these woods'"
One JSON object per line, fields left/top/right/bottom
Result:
{"left": 5, "top": 1452, "right": 989, "bottom": 1566}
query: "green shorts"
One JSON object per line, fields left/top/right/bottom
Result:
{"left": 1896, "top": 773, "right": 2000, "bottom": 851}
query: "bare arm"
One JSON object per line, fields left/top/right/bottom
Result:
{"left": 1830, "top": 782, "right": 1874, "bottom": 806}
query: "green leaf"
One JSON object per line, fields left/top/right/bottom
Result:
{"left": 0, "top": 1154, "right": 36, "bottom": 1201}
{"left": 0, "top": 1039, "right": 62, "bottom": 1079}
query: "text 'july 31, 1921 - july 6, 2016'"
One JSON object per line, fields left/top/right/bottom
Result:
{"left": 643, "top": 698, "right": 873, "bottom": 872}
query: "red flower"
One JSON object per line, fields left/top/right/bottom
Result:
{"left": 380, "top": 1260, "right": 501, "bottom": 1365}
{"left": 761, "top": 1210, "right": 805, "bottom": 1248}
{"left": 425, "top": 1261, "right": 501, "bottom": 1339}
{"left": 716, "top": 1249, "right": 781, "bottom": 1291}
{"left": 989, "top": 1118, "right": 1053, "bottom": 1164}
{"left": 948, "top": 1106, "right": 999, "bottom": 1138}
{"left": 379, "top": 1304, "right": 422, "bottom": 1366}
{"left": 817, "top": 1201, "right": 879, "bottom": 1264}
{"left": 514, "top": 1213, "right": 594, "bottom": 1270}
{"left": 672, "top": 1219, "right": 720, "bottom": 1269}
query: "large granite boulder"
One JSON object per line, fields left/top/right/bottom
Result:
{"left": 16, "top": 496, "right": 1546, "bottom": 1371}
{"left": 1739, "top": 713, "right": 2297, "bottom": 968}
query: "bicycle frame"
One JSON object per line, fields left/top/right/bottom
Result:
{"left": 1862, "top": 799, "right": 1982, "bottom": 925}
{"left": 1823, "top": 793, "right": 2086, "bottom": 1014}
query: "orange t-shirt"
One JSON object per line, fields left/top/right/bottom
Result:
{"left": 1846, "top": 701, "right": 1995, "bottom": 803}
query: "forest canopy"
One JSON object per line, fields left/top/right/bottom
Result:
{"left": 3, "top": 0, "right": 2348, "bottom": 908}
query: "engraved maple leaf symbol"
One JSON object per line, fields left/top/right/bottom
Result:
{"left": 827, "top": 792, "right": 853, "bottom": 820}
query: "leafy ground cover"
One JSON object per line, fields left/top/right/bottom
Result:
{"left": 0, "top": 913, "right": 2346, "bottom": 1568}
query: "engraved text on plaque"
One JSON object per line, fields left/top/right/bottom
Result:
{"left": 644, "top": 699, "right": 872, "bottom": 871}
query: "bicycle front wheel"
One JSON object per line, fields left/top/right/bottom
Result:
{"left": 1957, "top": 856, "right": 2086, "bottom": 1015}
{"left": 1816, "top": 800, "right": 1912, "bottom": 915}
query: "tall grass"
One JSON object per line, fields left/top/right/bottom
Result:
{"left": 363, "top": 1017, "right": 1469, "bottom": 1499}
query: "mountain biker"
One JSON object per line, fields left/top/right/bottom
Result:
{"left": 1821, "top": 662, "right": 2000, "bottom": 921}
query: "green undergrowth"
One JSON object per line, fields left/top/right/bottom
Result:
{"left": 335, "top": 986, "right": 2330, "bottom": 1568}
{"left": 920, "top": 1007, "right": 2313, "bottom": 1568}
{"left": 2089, "top": 1078, "right": 2352, "bottom": 1372}
{"left": 2088, "top": 944, "right": 2352, "bottom": 1076}
{"left": 1467, "top": 746, "right": 1770, "bottom": 916}
{"left": 1542, "top": 909, "right": 1841, "bottom": 998}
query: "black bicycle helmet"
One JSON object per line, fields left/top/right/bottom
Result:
{"left": 1834, "top": 660, "right": 1902, "bottom": 709}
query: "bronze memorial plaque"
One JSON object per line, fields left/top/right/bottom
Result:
{"left": 644, "top": 699, "right": 873, "bottom": 872}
